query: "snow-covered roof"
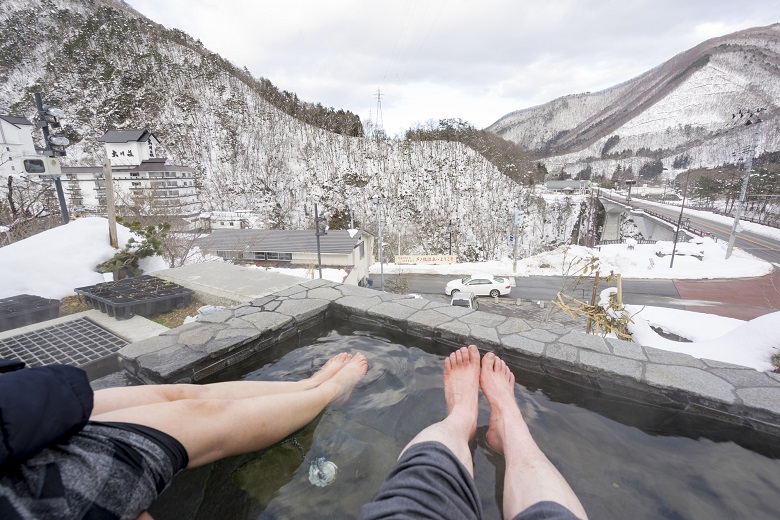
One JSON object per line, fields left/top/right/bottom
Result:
{"left": 133, "top": 158, "right": 192, "bottom": 172}
{"left": 0, "top": 115, "right": 33, "bottom": 127}
{"left": 61, "top": 159, "right": 191, "bottom": 174}
{"left": 98, "top": 129, "right": 157, "bottom": 143}
{"left": 197, "top": 229, "right": 367, "bottom": 255}
{"left": 545, "top": 180, "right": 590, "bottom": 190}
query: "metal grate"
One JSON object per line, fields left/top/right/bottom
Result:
{"left": 0, "top": 318, "right": 127, "bottom": 368}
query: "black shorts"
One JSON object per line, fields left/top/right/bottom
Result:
{"left": 0, "top": 421, "right": 188, "bottom": 520}
{"left": 359, "top": 441, "right": 579, "bottom": 520}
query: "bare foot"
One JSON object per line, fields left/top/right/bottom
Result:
{"left": 442, "top": 345, "right": 481, "bottom": 441}
{"left": 480, "top": 352, "right": 520, "bottom": 455}
{"left": 326, "top": 352, "right": 369, "bottom": 404}
{"left": 307, "top": 353, "right": 353, "bottom": 387}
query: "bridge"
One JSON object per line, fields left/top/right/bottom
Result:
{"left": 599, "top": 194, "right": 690, "bottom": 242}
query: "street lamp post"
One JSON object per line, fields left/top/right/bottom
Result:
{"left": 669, "top": 170, "right": 691, "bottom": 268}
{"left": 314, "top": 203, "right": 327, "bottom": 279}
{"left": 625, "top": 180, "right": 636, "bottom": 203}
{"left": 347, "top": 201, "right": 354, "bottom": 229}
{"left": 726, "top": 108, "right": 764, "bottom": 259}
{"left": 661, "top": 167, "right": 669, "bottom": 201}
{"left": 33, "top": 93, "right": 70, "bottom": 224}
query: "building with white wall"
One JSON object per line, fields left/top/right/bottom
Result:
{"left": 545, "top": 180, "right": 591, "bottom": 195}
{"left": 196, "top": 229, "right": 375, "bottom": 286}
{"left": 0, "top": 115, "right": 36, "bottom": 178}
{"left": 198, "top": 211, "right": 257, "bottom": 230}
{"left": 61, "top": 130, "right": 200, "bottom": 222}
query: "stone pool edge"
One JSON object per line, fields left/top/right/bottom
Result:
{"left": 117, "top": 279, "right": 780, "bottom": 437}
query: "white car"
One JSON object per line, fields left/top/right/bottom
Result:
{"left": 445, "top": 275, "right": 511, "bottom": 298}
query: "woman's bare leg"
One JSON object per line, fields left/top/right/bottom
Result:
{"left": 92, "top": 353, "right": 353, "bottom": 416}
{"left": 480, "top": 352, "right": 588, "bottom": 520}
{"left": 398, "top": 345, "right": 480, "bottom": 474}
{"left": 91, "top": 353, "right": 369, "bottom": 468}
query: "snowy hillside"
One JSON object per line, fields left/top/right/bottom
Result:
{"left": 0, "top": 0, "right": 582, "bottom": 261}
{"left": 488, "top": 24, "right": 780, "bottom": 179}
{"left": 487, "top": 82, "right": 637, "bottom": 152}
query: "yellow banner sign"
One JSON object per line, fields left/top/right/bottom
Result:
{"left": 395, "top": 255, "right": 456, "bottom": 265}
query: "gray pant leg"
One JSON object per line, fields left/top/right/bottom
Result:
{"left": 359, "top": 441, "right": 483, "bottom": 520}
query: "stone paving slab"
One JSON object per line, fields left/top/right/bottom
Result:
{"left": 117, "top": 278, "right": 780, "bottom": 438}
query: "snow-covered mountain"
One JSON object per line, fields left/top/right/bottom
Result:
{"left": 488, "top": 24, "right": 780, "bottom": 180}
{"left": 1, "top": 0, "right": 586, "bottom": 262}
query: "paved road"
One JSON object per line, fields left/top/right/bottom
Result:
{"left": 603, "top": 195, "right": 780, "bottom": 265}
{"left": 369, "top": 271, "right": 780, "bottom": 319}
{"left": 370, "top": 273, "right": 688, "bottom": 309}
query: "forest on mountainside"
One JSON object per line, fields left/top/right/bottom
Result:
{"left": 405, "top": 118, "right": 544, "bottom": 186}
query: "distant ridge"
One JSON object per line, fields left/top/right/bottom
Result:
{"left": 488, "top": 24, "right": 780, "bottom": 178}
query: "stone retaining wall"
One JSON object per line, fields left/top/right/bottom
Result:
{"left": 118, "top": 279, "right": 780, "bottom": 437}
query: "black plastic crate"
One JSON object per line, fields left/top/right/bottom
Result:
{"left": 0, "top": 294, "right": 60, "bottom": 332}
{"left": 75, "top": 275, "right": 193, "bottom": 320}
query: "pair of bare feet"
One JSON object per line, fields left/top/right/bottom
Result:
{"left": 443, "top": 344, "right": 521, "bottom": 455}
{"left": 308, "top": 352, "right": 369, "bottom": 404}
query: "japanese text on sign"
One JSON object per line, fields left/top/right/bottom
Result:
{"left": 395, "top": 255, "right": 456, "bottom": 265}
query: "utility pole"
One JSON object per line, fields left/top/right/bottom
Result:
{"left": 103, "top": 159, "right": 118, "bottom": 248}
{"left": 586, "top": 184, "right": 596, "bottom": 247}
{"left": 512, "top": 208, "right": 522, "bottom": 273}
{"left": 725, "top": 151, "right": 753, "bottom": 259}
{"left": 670, "top": 170, "right": 691, "bottom": 268}
{"left": 314, "top": 203, "right": 327, "bottom": 279}
{"left": 448, "top": 220, "right": 454, "bottom": 256}
{"left": 371, "top": 194, "right": 385, "bottom": 291}
{"left": 726, "top": 108, "right": 764, "bottom": 259}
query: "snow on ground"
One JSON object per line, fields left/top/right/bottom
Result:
{"left": 0, "top": 217, "right": 777, "bottom": 371}
{"left": 258, "top": 265, "right": 348, "bottom": 284}
{"left": 620, "top": 298, "right": 778, "bottom": 372}
{"left": 372, "top": 238, "right": 773, "bottom": 280}
{"left": 0, "top": 217, "right": 167, "bottom": 299}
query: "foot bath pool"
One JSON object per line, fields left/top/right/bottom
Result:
{"left": 148, "top": 324, "right": 780, "bottom": 520}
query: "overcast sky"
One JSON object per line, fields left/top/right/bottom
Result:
{"left": 125, "top": 0, "right": 778, "bottom": 137}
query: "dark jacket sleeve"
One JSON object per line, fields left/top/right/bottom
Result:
{"left": 0, "top": 364, "right": 94, "bottom": 466}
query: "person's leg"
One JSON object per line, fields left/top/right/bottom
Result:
{"left": 359, "top": 345, "right": 484, "bottom": 520}
{"left": 399, "top": 344, "right": 480, "bottom": 472}
{"left": 91, "top": 353, "right": 368, "bottom": 468}
{"left": 480, "top": 352, "right": 588, "bottom": 520}
{"left": 92, "top": 352, "right": 353, "bottom": 416}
